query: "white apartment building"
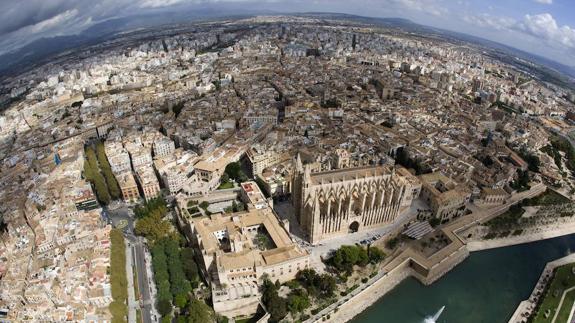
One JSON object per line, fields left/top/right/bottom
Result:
{"left": 130, "top": 148, "right": 153, "bottom": 169}
{"left": 246, "top": 145, "right": 287, "bottom": 175}
{"left": 108, "top": 150, "right": 131, "bottom": 174}
{"left": 153, "top": 137, "right": 175, "bottom": 158}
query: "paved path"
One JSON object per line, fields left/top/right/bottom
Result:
{"left": 126, "top": 242, "right": 137, "bottom": 323}
{"left": 509, "top": 253, "right": 575, "bottom": 323}
{"left": 113, "top": 203, "right": 156, "bottom": 323}
{"left": 129, "top": 234, "right": 156, "bottom": 323}
{"left": 304, "top": 268, "right": 390, "bottom": 323}
{"left": 553, "top": 286, "right": 575, "bottom": 323}
{"left": 568, "top": 298, "right": 575, "bottom": 323}
{"left": 303, "top": 184, "right": 546, "bottom": 323}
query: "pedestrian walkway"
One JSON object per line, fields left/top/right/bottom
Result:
{"left": 126, "top": 242, "right": 137, "bottom": 323}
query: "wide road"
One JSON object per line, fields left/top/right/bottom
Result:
{"left": 131, "top": 235, "right": 154, "bottom": 323}
{"left": 108, "top": 204, "right": 155, "bottom": 323}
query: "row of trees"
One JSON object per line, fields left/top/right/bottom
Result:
{"left": 84, "top": 145, "right": 112, "bottom": 204}
{"left": 95, "top": 141, "right": 121, "bottom": 199}
{"left": 327, "top": 245, "right": 385, "bottom": 274}
{"left": 152, "top": 237, "right": 203, "bottom": 321}
{"left": 542, "top": 144, "right": 563, "bottom": 170}
{"left": 223, "top": 201, "right": 245, "bottom": 214}
{"left": 83, "top": 141, "right": 122, "bottom": 204}
{"left": 109, "top": 229, "right": 128, "bottom": 323}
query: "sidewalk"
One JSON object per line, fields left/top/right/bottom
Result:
{"left": 126, "top": 242, "right": 137, "bottom": 323}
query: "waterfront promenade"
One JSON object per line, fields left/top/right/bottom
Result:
{"left": 467, "top": 220, "right": 575, "bottom": 252}
{"left": 310, "top": 184, "right": 548, "bottom": 322}
{"left": 508, "top": 254, "right": 575, "bottom": 323}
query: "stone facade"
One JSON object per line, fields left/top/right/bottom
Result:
{"left": 292, "top": 157, "right": 411, "bottom": 244}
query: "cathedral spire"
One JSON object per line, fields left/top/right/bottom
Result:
{"left": 296, "top": 153, "right": 303, "bottom": 173}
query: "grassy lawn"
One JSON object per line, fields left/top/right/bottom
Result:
{"left": 533, "top": 264, "right": 575, "bottom": 323}
{"left": 133, "top": 266, "right": 140, "bottom": 300}
{"left": 556, "top": 289, "right": 575, "bottom": 323}
{"left": 218, "top": 181, "right": 234, "bottom": 189}
{"left": 235, "top": 317, "right": 258, "bottom": 323}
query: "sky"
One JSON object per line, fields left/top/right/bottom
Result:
{"left": 0, "top": 0, "right": 574, "bottom": 67}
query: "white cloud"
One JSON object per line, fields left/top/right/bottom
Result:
{"left": 534, "top": 0, "right": 553, "bottom": 4}
{"left": 390, "top": 0, "right": 448, "bottom": 16}
{"left": 27, "top": 9, "right": 79, "bottom": 34}
{"left": 463, "top": 12, "right": 575, "bottom": 50}
{"left": 515, "top": 13, "right": 575, "bottom": 48}
{"left": 139, "top": 0, "right": 189, "bottom": 8}
{"left": 462, "top": 13, "right": 515, "bottom": 31}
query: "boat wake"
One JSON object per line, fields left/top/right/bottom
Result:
{"left": 423, "top": 306, "right": 445, "bottom": 323}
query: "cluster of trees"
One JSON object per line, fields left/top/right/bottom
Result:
{"left": 260, "top": 269, "right": 339, "bottom": 322}
{"left": 152, "top": 238, "right": 202, "bottom": 321}
{"left": 135, "top": 197, "right": 167, "bottom": 219}
{"left": 550, "top": 136, "right": 575, "bottom": 174}
{"left": 109, "top": 229, "right": 128, "bottom": 323}
{"left": 327, "top": 245, "right": 385, "bottom": 274}
{"left": 261, "top": 279, "right": 288, "bottom": 322}
{"left": 177, "top": 298, "right": 215, "bottom": 323}
{"left": 542, "top": 144, "right": 562, "bottom": 170}
{"left": 287, "top": 287, "right": 311, "bottom": 315}
{"left": 223, "top": 201, "right": 245, "bottom": 214}
{"left": 255, "top": 232, "right": 274, "bottom": 250}
{"left": 83, "top": 145, "right": 112, "bottom": 204}
{"left": 295, "top": 268, "right": 336, "bottom": 299}
{"left": 517, "top": 147, "right": 540, "bottom": 173}
{"left": 224, "top": 162, "right": 249, "bottom": 183}
{"left": 510, "top": 169, "right": 531, "bottom": 192}
{"left": 134, "top": 198, "right": 172, "bottom": 244}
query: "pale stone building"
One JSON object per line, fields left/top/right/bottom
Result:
{"left": 129, "top": 148, "right": 152, "bottom": 169}
{"left": 108, "top": 150, "right": 131, "bottom": 174}
{"left": 135, "top": 166, "right": 161, "bottom": 201}
{"left": 182, "top": 182, "right": 309, "bottom": 317}
{"left": 292, "top": 157, "right": 412, "bottom": 244}
{"left": 117, "top": 172, "right": 140, "bottom": 202}
{"left": 245, "top": 144, "right": 289, "bottom": 176}
{"left": 419, "top": 172, "right": 471, "bottom": 221}
{"left": 478, "top": 187, "right": 508, "bottom": 206}
{"left": 153, "top": 137, "right": 175, "bottom": 158}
